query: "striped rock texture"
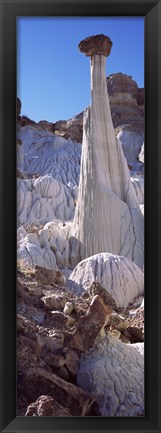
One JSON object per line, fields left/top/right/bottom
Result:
{"left": 67, "top": 252, "right": 144, "bottom": 308}
{"left": 73, "top": 54, "right": 144, "bottom": 268}
{"left": 17, "top": 174, "right": 75, "bottom": 226}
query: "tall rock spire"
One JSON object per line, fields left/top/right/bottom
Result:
{"left": 72, "top": 34, "right": 144, "bottom": 268}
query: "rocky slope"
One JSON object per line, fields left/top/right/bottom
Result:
{"left": 17, "top": 71, "right": 144, "bottom": 417}
{"left": 17, "top": 263, "right": 144, "bottom": 416}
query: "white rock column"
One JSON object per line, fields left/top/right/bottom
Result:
{"left": 72, "top": 36, "right": 144, "bottom": 268}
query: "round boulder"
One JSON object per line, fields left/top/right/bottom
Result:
{"left": 67, "top": 252, "right": 144, "bottom": 308}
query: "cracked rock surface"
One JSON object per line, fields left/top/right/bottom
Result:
{"left": 77, "top": 334, "right": 144, "bottom": 416}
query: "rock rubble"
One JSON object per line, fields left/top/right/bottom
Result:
{"left": 17, "top": 263, "right": 144, "bottom": 417}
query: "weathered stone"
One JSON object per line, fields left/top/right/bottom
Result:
{"left": 50, "top": 311, "right": 68, "bottom": 328}
{"left": 108, "top": 312, "right": 128, "bottom": 332}
{"left": 69, "top": 295, "right": 112, "bottom": 352}
{"left": 37, "top": 120, "right": 55, "bottom": 133}
{"left": 79, "top": 34, "right": 112, "bottom": 57}
{"left": 68, "top": 253, "right": 144, "bottom": 308}
{"left": 63, "top": 301, "right": 74, "bottom": 315}
{"left": 64, "top": 348, "right": 80, "bottom": 375}
{"left": 25, "top": 395, "right": 71, "bottom": 416}
{"left": 88, "top": 281, "right": 118, "bottom": 310}
{"left": 41, "top": 294, "right": 66, "bottom": 310}
{"left": 42, "top": 351, "right": 66, "bottom": 369}
{"left": 107, "top": 73, "right": 138, "bottom": 100}
{"left": 23, "top": 367, "right": 97, "bottom": 416}
{"left": 35, "top": 265, "right": 66, "bottom": 286}
{"left": 17, "top": 335, "right": 42, "bottom": 372}
{"left": 41, "top": 331, "right": 64, "bottom": 352}
{"left": 125, "top": 306, "right": 144, "bottom": 342}
{"left": 77, "top": 334, "right": 144, "bottom": 417}
{"left": 138, "top": 88, "right": 144, "bottom": 106}
{"left": 73, "top": 38, "right": 144, "bottom": 269}
{"left": 57, "top": 367, "right": 69, "bottom": 381}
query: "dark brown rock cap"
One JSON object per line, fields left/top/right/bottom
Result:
{"left": 78, "top": 34, "right": 112, "bottom": 57}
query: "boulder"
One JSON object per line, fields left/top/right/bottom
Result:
{"left": 69, "top": 294, "right": 112, "bottom": 352}
{"left": 78, "top": 34, "right": 112, "bottom": 57}
{"left": 25, "top": 395, "right": 71, "bottom": 416}
{"left": 125, "top": 306, "right": 144, "bottom": 342}
{"left": 67, "top": 252, "right": 144, "bottom": 308}
{"left": 23, "top": 367, "right": 98, "bottom": 416}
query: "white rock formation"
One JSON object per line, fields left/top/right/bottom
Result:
{"left": 139, "top": 143, "right": 144, "bottom": 164}
{"left": 17, "top": 220, "right": 71, "bottom": 272}
{"left": 130, "top": 175, "right": 144, "bottom": 205}
{"left": 17, "top": 125, "right": 81, "bottom": 190}
{"left": 73, "top": 41, "right": 144, "bottom": 268}
{"left": 140, "top": 204, "right": 144, "bottom": 215}
{"left": 77, "top": 334, "right": 144, "bottom": 416}
{"left": 67, "top": 252, "right": 144, "bottom": 308}
{"left": 17, "top": 174, "right": 75, "bottom": 226}
{"left": 116, "top": 129, "right": 144, "bottom": 171}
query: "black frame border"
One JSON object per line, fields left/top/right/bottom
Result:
{"left": 0, "top": 0, "right": 161, "bottom": 432}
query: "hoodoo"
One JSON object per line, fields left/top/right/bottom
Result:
{"left": 72, "top": 34, "right": 144, "bottom": 268}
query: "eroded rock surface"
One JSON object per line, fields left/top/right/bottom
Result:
{"left": 25, "top": 395, "right": 71, "bottom": 416}
{"left": 79, "top": 34, "right": 112, "bottom": 57}
{"left": 73, "top": 50, "right": 144, "bottom": 268}
{"left": 17, "top": 220, "right": 71, "bottom": 271}
{"left": 17, "top": 262, "right": 144, "bottom": 417}
{"left": 17, "top": 174, "right": 75, "bottom": 226}
{"left": 23, "top": 367, "right": 97, "bottom": 416}
{"left": 77, "top": 334, "right": 144, "bottom": 416}
{"left": 67, "top": 252, "right": 144, "bottom": 308}
{"left": 17, "top": 42, "right": 144, "bottom": 418}
{"left": 17, "top": 124, "right": 81, "bottom": 188}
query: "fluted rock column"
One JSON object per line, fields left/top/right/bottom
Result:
{"left": 72, "top": 35, "right": 144, "bottom": 268}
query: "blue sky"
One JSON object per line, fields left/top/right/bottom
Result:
{"left": 17, "top": 17, "right": 144, "bottom": 123}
